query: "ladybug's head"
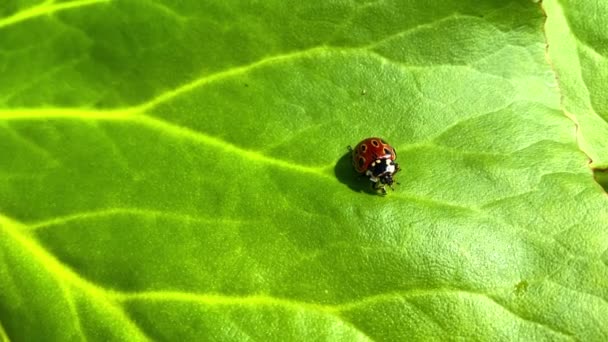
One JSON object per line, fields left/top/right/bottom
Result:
{"left": 366, "top": 158, "right": 398, "bottom": 184}
{"left": 381, "top": 172, "right": 395, "bottom": 186}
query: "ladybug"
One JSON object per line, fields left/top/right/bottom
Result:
{"left": 348, "top": 137, "right": 400, "bottom": 194}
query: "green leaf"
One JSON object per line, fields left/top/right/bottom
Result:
{"left": 543, "top": 0, "right": 608, "bottom": 173}
{"left": 1, "top": 0, "right": 607, "bottom": 341}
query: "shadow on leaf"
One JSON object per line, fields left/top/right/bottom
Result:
{"left": 594, "top": 169, "right": 608, "bottom": 193}
{"left": 334, "top": 151, "right": 376, "bottom": 195}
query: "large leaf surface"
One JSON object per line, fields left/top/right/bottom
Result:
{"left": 543, "top": 0, "right": 608, "bottom": 178}
{"left": 1, "top": 0, "right": 607, "bottom": 340}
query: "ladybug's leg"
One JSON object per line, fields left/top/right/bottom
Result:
{"left": 393, "top": 162, "right": 401, "bottom": 186}
{"left": 380, "top": 185, "right": 388, "bottom": 195}
{"left": 394, "top": 162, "right": 401, "bottom": 174}
{"left": 371, "top": 181, "right": 379, "bottom": 191}
{"left": 372, "top": 181, "right": 387, "bottom": 195}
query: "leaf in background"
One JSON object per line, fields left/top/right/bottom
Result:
{"left": 1, "top": 0, "right": 607, "bottom": 341}
{"left": 543, "top": 0, "right": 608, "bottom": 187}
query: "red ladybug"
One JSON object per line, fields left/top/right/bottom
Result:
{"left": 348, "top": 137, "right": 400, "bottom": 194}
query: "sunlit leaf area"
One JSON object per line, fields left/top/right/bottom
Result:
{"left": 1, "top": 0, "right": 607, "bottom": 340}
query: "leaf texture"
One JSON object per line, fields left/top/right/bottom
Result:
{"left": 1, "top": 0, "right": 607, "bottom": 340}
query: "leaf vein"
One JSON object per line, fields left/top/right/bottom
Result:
{"left": 0, "top": 213, "right": 151, "bottom": 341}
{"left": 132, "top": 46, "right": 332, "bottom": 113}
{"left": 27, "top": 207, "right": 247, "bottom": 230}
{"left": 0, "top": 0, "right": 110, "bottom": 29}
{"left": 115, "top": 291, "right": 376, "bottom": 341}
{"left": 0, "top": 317, "right": 10, "bottom": 342}
{"left": 133, "top": 114, "right": 334, "bottom": 178}
{"left": 485, "top": 295, "right": 575, "bottom": 340}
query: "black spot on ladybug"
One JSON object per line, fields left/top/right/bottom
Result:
{"left": 358, "top": 157, "right": 365, "bottom": 169}
{"left": 371, "top": 140, "right": 380, "bottom": 147}
{"left": 360, "top": 144, "right": 367, "bottom": 152}
{"left": 383, "top": 148, "right": 391, "bottom": 155}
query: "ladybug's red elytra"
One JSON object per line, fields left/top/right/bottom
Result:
{"left": 348, "top": 137, "right": 400, "bottom": 194}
